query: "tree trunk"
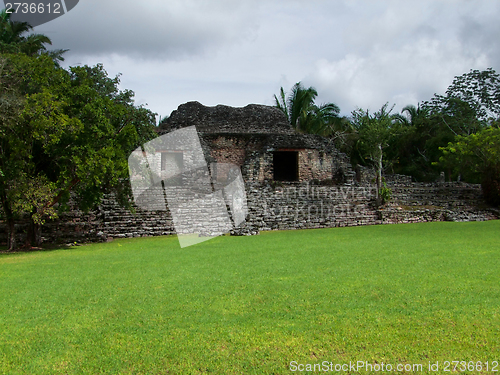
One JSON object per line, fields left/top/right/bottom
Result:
{"left": 6, "top": 217, "right": 16, "bottom": 251}
{"left": 25, "top": 215, "right": 42, "bottom": 248}
{"left": 1, "top": 190, "right": 17, "bottom": 251}
{"left": 375, "top": 143, "right": 383, "bottom": 205}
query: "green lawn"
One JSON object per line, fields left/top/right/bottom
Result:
{"left": 0, "top": 221, "right": 499, "bottom": 374}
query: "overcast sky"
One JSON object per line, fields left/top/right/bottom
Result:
{"left": 18, "top": 0, "right": 500, "bottom": 120}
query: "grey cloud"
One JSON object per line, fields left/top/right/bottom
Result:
{"left": 25, "top": 0, "right": 500, "bottom": 120}
{"left": 459, "top": 13, "right": 500, "bottom": 68}
{"left": 36, "top": 0, "right": 261, "bottom": 59}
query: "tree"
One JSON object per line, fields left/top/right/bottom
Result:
{"left": 385, "top": 103, "right": 445, "bottom": 181}
{"left": 425, "top": 68, "right": 500, "bottom": 124}
{"left": 0, "top": 54, "right": 157, "bottom": 250}
{"left": 440, "top": 126, "right": 500, "bottom": 205}
{"left": 274, "top": 82, "right": 341, "bottom": 136}
{"left": 384, "top": 69, "right": 500, "bottom": 183}
{"left": 0, "top": 9, "right": 67, "bottom": 64}
{"left": 351, "top": 103, "right": 402, "bottom": 203}
{"left": 425, "top": 96, "right": 484, "bottom": 137}
{"left": 397, "top": 104, "right": 431, "bottom": 127}
{"left": 415, "top": 71, "right": 499, "bottom": 181}
{"left": 0, "top": 53, "right": 73, "bottom": 250}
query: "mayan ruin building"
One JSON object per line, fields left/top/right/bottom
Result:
{"left": 1, "top": 101, "right": 498, "bottom": 244}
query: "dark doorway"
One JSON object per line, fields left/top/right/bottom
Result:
{"left": 273, "top": 151, "right": 298, "bottom": 181}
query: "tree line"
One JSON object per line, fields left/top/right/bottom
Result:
{"left": 1, "top": 10, "right": 157, "bottom": 250}
{"left": 275, "top": 71, "right": 500, "bottom": 206}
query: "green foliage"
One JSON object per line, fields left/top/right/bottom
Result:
{"left": 425, "top": 68, "right": 500, "bottom": 123}
{"left": 0, "top": 221, "right": 499, "bottom": 373}
{"left": 273, "top": 86, "right": 290, "bottom": 123}
{"left": 379, "top": 181, "right": 392, "bottom": 204}
{"left": 387, "top": 103, "right": 455, "bottom": 181}
{"left": 9, "top": 175, "right": 58, "bottom": 225}
{"left": 0, "top": 9, "right": 67, "bottom": 64}
{"left": 390, "top": 69, "right": 500, "bottom": 182}
{"left": 425, "top": 96, "right": 485, "bottom": 137}
{"left": 351, "top": 103, "right": 403, "bottom": 201}
{"left": 274, "top": 82, "right": 342, "bottom": 136}
{"left": 351, "top": 103, "right": 400, "bottom": 151}
{"left": 0, "top": 54, "right": 157, "bottom": 249}
{"left": 0, "top": 53, "right": 73, "bottom": 249}
{"left": 440, "top": 127, "right": 500, "bottom": 176}
{"left": 440, "top": 126, "right": 500, "bottom": 205}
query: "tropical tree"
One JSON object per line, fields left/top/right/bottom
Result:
{"left": 0, "top": 9, "right": 67, "bottom": 64}
{"left": 425, "top": 68, "right": 500, "bottom": 124}
{"left": 439, "top": 126, "right": 500, "bottom": 205}
{"left": 0, "top": 53, "right": 72, "bottom": 250}
{"left": 351, "top": 103, "right": 403, "bottom": 203}
{"left": 0, "top": 54, "right": 157, "bottom": 250}
{"left": 274, "top": 82, "right": 341, "bottom": 136}
{"left": 384, "top": 69, "right": 500, "bottom": 182}
{"left": 274, "top": 86, "right": 290, "bottom": 124}
{"left": 397, "top": 104, "right": 431, "bottom": 127}
{"left": 386, "top": 103, "right": 442, "bottom": 180}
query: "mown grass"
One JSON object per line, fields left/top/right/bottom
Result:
{"left": 0, "top": 221, "right": 499, "bottom": 374}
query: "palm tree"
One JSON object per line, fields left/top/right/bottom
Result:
{"left": 397, "top": 104, "right": 430, "bottom": 127}
{"left": 274, "top": 86, "right": 290, "bottom": 124}
{"left": 274, "top": 82, "right": 341, "bottom": 136}
{"left": 0, "top": 9, "right": 67, "bottom": 64}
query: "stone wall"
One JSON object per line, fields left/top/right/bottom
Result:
{"left": 1, "top": 180, "right": 497, "bottom": 246}
{"left": 242, "top": 182, "right": 379, "bottom": 232}
{"left": 236, "top": 180, "right": 497, "bottom": 234}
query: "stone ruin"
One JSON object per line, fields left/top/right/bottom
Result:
{"left": 1, "top": 101, "right": 498, "bottom": 245}
{"left": 157, "top": 101, "right": 355, "bottom": 185}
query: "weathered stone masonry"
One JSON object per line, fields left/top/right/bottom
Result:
{"left": 13, "top": 179, "right": 494, "bottom": 244}
{"left": 1, "top": 102, "right": 498, "bottom": 245}
{"left": 1, "top": 179, "right": 497, "bottom": 245}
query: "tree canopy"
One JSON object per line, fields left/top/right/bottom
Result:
{"left": 0, "top": 9, "right": 67, "bottom": 64}
{"left": 0, "top": 53, "right": 157, "bottom": 250}
{"left": 439, "top": 125, "right": 500, "bottom": 205}
{"left": 351, "top": 103, "right": 403, "bottom": 202}
{"left": 424, "top": 68, "right": 500, "bottom": 124}
{"left": 274, "top": 82, "right": 342, "bottom": 136}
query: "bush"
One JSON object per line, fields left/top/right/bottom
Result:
{"left": 379, "top": 182, "right": 392, "bottom": 204}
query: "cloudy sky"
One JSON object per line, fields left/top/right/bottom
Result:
{"left": 23, "top": 0, "right": 500, "bottom": 121}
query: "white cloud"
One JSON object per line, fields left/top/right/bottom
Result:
{"left": 37, "top": 0, "right": 262, "bottom": 59}
{"left": 31, "top": 0, "right": 500, "bottom": 119}
{"left": 310, "top": 37, "right": 490, "bottom": 115}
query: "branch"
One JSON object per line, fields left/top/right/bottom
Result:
{"left": 40, "top": 177, "right": 80, "bottom": 213}
{"left": 441, "top": 115, "right": 458, "bottom": 136}
{"left": 416, "top": 147, "right": 429, "bottom": 162}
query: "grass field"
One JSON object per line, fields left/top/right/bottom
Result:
{"left": 0, "top": 221, "right": 499, "bottom": 374}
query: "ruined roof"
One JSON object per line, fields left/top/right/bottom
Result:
{"left": 158, "top": 101, "right": 293, "bottom": 135}
{"left": 200, "top": 133, "right": 341, "bottom": 152}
